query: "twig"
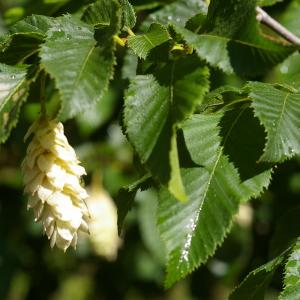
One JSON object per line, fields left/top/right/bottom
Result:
{"left": 256, "top": 6, "right": 300, "bottom": 46}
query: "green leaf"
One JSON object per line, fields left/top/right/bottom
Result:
{"left": 280, "top": 286, "right": 300, "bottom": 300}
{"left": 40, "top": 9, "right": 120, "bottom": 120}
{"left": 279, "top": 0, "right": 300, "bottom": 38}
{"left": 124, "top": 56, "right": 209, "bottom": 201}
{"left": 10, "top": 14, "right": 54, "bottom": 35}
{"left": 173, "top": 0, "right": 296, "bottom": 76}
{"left": 220, "top": 106, "right": 273, "bottom": 201}
{"left": 158, "top": 113, "right": 241, "bottom": 287}
{"left": 141, "top": 0, "right": 207, "bottom": 30}
{"left": 120, "top": 0, "right": 136, "bottom": 29}
{"left": 173, "top": 25, "right": 233, "bottom": 74}
{"left": 258, "top": 0, "right": 284, "bottom": 6}
{"left": 200, "top": 85, "right": 242, "bottom": 112}
{"left": 182, "top": 113, "right": 222, "bottom": 166}
{"left": 229, "top": 253, "right": 286, "bottom": 300}
{"left": 124, "top": 75, "right": 169, "bottom": 163}
{"left": 82, "top": 0, "right": 118, "bottom": 29}
{"left": 116, "top": 175, "right": 152, "bottom": 232}
{"left": 248, "top": 82, "right": 300, "bottom": 163}
{"left": 0, "top": 15, "right": 54, "bottom": 64}
{"left": 280, "top": 238, "right": 300, "bottom": 300}
{"left": 185, "top": 13, "right": 207, "bottom": 33}
{"left": 127, "top": 23, "right": 170, "bottom": 59}
{"left": 272, "top": 53, "right": 300, "bottom": 90}
{"left": 0, "top": 64, "right": 29, "bottom": 143}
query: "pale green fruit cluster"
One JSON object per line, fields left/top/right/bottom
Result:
{"left": 22, "top": 118, "right": 89, "bottom": 251}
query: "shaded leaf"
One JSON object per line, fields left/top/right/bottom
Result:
{"left": 279, "top": 0, "right": 300, "bottom": 38}
{"left": 40, "top": 9, "right": 120, "bottom": 120}
{"left": 229, "top": 253, "right": 285, "bottom": 300}
{"left": 120, "top": 0, "right": 136, "bottom": 29}
{"left": 280, "top": 286, "right": 300, "bottom": 300}
{"left": 141, "top": 0, "right": 207, "bottom": 30}
{"left": 0, "top": 15, "right": 54, "bottom": 65}
{"left": 0, "top": 64, "right": 29, "bottom": 143}
{"left": 127, "top": 23, "right": 170, "bottom": 59}
{"left": 124, "top": 56, "right": 209, "bottom": 201}
{"left": 220, "top": 106, "right": 272, "bottom": 201}
{"left": 248, "top": 82, "right": 300, "bottom": 162}
{"left": 82, "top": 0, "right": 118, "bottom": 28}
{"left": 10, "top": 14, "right": 54, "bottom": 35}
{"left": 258, "top": 0, "right": 284, "bottom": 6}
{"left": 280, "top": 238, "right": 300, "bottom": 300}
{"left": 200, "top": 85, "right": 242, "bottom": 112}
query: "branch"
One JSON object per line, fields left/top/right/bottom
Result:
{"left": 256, "top": 6, "right": 300, "bottom": 46}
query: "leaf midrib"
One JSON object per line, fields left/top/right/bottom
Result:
{"left": 178, "top": 149, "right": 223, "bottom": 261}
{"left": 266, "top": 91, "right": 289, "bottom": 147}
{"left": 143, "top": 34, "right": 155, "bottom": 47}
{"left": 72, "top": 43, "right": 96, "bottom": 97}
{"left": 0, "top": 76, "right": 27, "bottom": 111}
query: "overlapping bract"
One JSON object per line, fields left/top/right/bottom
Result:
{"left": 22, "top": 118, "right": 89, "bottom": 251}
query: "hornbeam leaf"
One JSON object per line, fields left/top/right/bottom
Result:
{"left": 40, "top": 6, "right": 120, "bottom": 120}
{"left": 124, "top": 75, "right": 169, "bottom": 163}
{"left": 229, "top": 253, "right": 286, "bottom": 300}
{"left": 258, "top": 0, "right": 284, "bottom": 6}
{"left": 280, "top": 238, "right": 300, "bottom": 300}
{"left": 116, "top": 174, "right": 152, "bottom": 232}
{"left": 0, "top": 64, "right": 29, "bottom": 143}
{"left": 124, "top": 56, "right": 209, "bottom": 201}
{"left": 10, "top": 15, "right": 54, "bottom": 35}
{"left": 141, "top": 0, "right": 207, "bottom": 30}
{"left": 120, "top": 0, "right": 136, "bottom": 29}
{"left": 82, "top": 0, "right": 118, "bottom": 28}
{"left": 220, "top": 106, "right": 273, "bottom": 201}
{"left": 280, "top": 286, "right": 300, "bottom": 300}
{"left": 173, "top": 0, "right": 296, "bottom": 76}
{"left": 279, "top": 0, "right": 300, "bottom": 38}
{"left": 127, "top": 23, "right": 170, "bottom": 59}
{"left": 158, "top": 114, "right": 241, "bottom": 287}
{"left": 248, "top": 82, "right": 300, "bottom": 162}
{"left": 173, "top": 26, "right": 233, "bottom": 74}
{"left": 182, "top": 113, "right": 221, "bottom": 166}
{"left": 0, "top": 15, "right": 54, "bottom": 64}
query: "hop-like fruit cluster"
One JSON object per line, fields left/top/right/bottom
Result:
{"left": 21, "top": 118, "right": 89, "bottom": 251}
{"left": 87, "top": 187, "right": 121, "bottom": 261}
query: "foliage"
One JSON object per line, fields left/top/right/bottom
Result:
{"left": 1, "top": 0, "right": 300, "bottom": 299}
